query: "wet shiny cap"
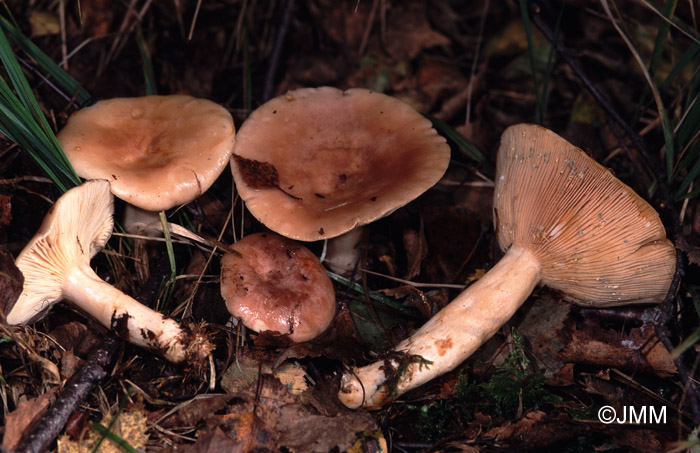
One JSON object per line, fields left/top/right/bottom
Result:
{"left": 220, "top": 232, "right": 336, "bottom": 342}
{"left": 59, "top": 95, "right": 236, "bottom": 211}
{"left": 230, "top": 87, "right": 451, "bottom": 241}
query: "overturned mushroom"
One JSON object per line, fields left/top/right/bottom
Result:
{"left": 4, "top": 180, "right": 212, "bottom": 364}
{"left": 220, "top": 232, "right": 336, "bottom": 342}
{"left": 58, "top": 95, "right": 236, "bottom": 233}
{"left": 230, "top": 87, "right": 450, "bottom": 272}
{"left": 339, "top": 124, "right": 676, "bottom": 409}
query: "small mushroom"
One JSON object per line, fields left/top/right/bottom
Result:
{"left": 230, "top": 87, "right": 450, "bottom": 269}
{"left": 338, "top": 124, "right": 676, "bottom": 409}
{"left": 4, "top": 180, "right": 212, "bottom": 364}
{"left": 58, "top": 95, "right": 236, "bottom": 233}
{"left": 220, "top": 232, "right": 336, "bottom": 342}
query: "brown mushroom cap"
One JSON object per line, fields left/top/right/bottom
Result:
{"left": 58, "top": 95, "right": 236, "bottom": 211}
{"left": 220, "top": 232, "right": 336, "bottom": 342}
{"left": 494, "top": 123, "right": 676, "bottom": 306}
{"left": 230, "top": 87, "right": 451, "bottom": 241}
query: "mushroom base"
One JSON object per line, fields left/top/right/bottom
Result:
{"left": 338, "top": 245, "right": 541, "bottom": 409}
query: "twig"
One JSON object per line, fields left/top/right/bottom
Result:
{"left": 262, "top": 0, "right": 296, "bottom": 102}
{"left": 13, "top": 334, "right": 121, "bottom": 453}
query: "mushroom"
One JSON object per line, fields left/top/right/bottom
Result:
{"left": 4, "top": 180, "right": 212, "bottom": 364}
{"left": 220, "top": 232, "right": 336, "bottom": 342}
{"left": 57, "top": 95, "right": 236, "bottom": 233}
{"left": 230, "top": 87, "right": 450, "bottom": 271}
{"left": 338, "top": 123, "right": 676, "bottom": 409}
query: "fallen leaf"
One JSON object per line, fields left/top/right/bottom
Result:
{"left": 402, "top": 222, "right": 427, "bottom": 280}
{"left": 1, "top": 391, "right": 54, "bottom": 451}
{"left": 0, "top": 250, "right": 23, "bottom": 321}
{"left": 278, "top": 411, "right": 377, "bottom": 452}
{"left": 29, "top": 11, "right": 60, "bottom": 37}
{"left": 176, "top": 426, "right": 244, "bottom": 453}
{"left": 382, "top": 3, "right": 450, "bottom": 61}
{"left": 677, "top": 234, "right": 700, "bottom": 266}
{"left": 560, "top": 325, "right": 676, "bottom": 377}
{"left": 484, "top": 410, "right": 583, "bottom": 449}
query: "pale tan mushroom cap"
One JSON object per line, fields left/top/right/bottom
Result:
{"left": 220, "top": 232, "right": 336, "bottom": 342}
{"left": 494, "top": 124, "right": 676, "bottom": 306}
{"left": 6, "top": 180, "right": 114, "bottom": 324}
{"left": 230, "top": 87, "right": 451, "bottom": 241}
{"left": 59, "top": 95, "right": 236, "bottom": 211}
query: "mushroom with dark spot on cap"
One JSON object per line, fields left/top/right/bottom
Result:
{"left": 338, "top": 123, "right": 677, "bottom": 409}
{"left": 229, "top": 87, "right": 450, "bottom": 273}
{"left": 57, "top": 95, "right": 236, "bottom": 234}
{"left": 220, "top": 232, "right": 336, "bottom": 343}
{"left": 3, "top": 180, "right": 213, "bottom": 364}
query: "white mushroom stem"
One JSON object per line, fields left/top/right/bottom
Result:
{"left": 324, "top": 227, "right": 364, "bottom": 276}
{"left": 338, "top": 245, "right": 541, "bottom": 409}
{"left": 62, "top": 262, "right": 201, "bottom": 363}
{"left": 6, "top": 180, "right": 212, "bottom": 365}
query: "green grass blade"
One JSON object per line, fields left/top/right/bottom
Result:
{"left": 634, "top": 0, "right": 677, "bottom": 122}
{"left": 675, "top": 149, "right": 700, "bottom": 200}
{"left": 519, "top": 0, "right": 542, "bottom": 124}
{"left": 424, "top": 113, "right": 485, "bottom": 162}
{"left": 0, "top": 24, "right": 80, "bottom": 191}
{"left": 0, "top": 16, "right": 91, "bottom": 105}
{"left": 660, "top": 42, "right": 700, "bottom": 93}
{"left": 136, "top": 27, "right": 157, "bottom": 95}
{"left": 328, "top": 271, "right": 419, "bottom": 317}
{"left": 89, "top": 423, "right": 139, "bottom": 453}
{"left": 539, "top": 2, "right": 564, "bottom": 124}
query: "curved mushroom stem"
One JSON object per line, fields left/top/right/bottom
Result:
{"left": 63, "top": 262, "right": 212, "bottom": 364}
{"left": 338, "top": 245, "right": 541, "bottom": 409}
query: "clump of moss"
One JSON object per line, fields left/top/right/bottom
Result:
{"left": 410, "top": 329, "right": 561, "bottom": 440}
{"left": 482, "top": 329, "right": 562, "bottom": 418}
{"left": 410, "top": 373, "right": 477, "bottom": 441}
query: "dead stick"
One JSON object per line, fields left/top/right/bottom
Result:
{"left": 13, "top": 335, "right": 120, "bottom": 453}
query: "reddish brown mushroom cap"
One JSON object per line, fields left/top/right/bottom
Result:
{"left": 230, "top": 87, "right": 450, "bottom": 241}
{"left": 494, "top": 124, "right": 676, "bottom": 306}
{"left": 59, "top": 95, "right": 236, "bottom": 211}
{"left": 220, "top": 232, "right": 336, "bottom": 342}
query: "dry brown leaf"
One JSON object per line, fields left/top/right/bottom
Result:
{"left": 402, "top": 222, "right": 427, "bottom": 280}
{"left": 1, "top": 391, "right": 54, "bottom": 451}
{"left": 484, "top": 410, "right": 582, "bottom": 449}
{"left": 382, "top": 3, "right": 450, "bottom": 61}
{"left": 176, "top": 426, "right": 244, "bottom": 453}
{"left": 0, "top": 250, "right": 23, "bottom": 321}
{"left": 560, "top": 325, "right": 676, "bottom": 377}
{"left": 677, "top": 234, "right": 700, "bottom": 266}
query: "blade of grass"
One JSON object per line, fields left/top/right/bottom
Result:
{"left": 424, "top": 113, "right": 485, "bottom": 162}
{"left": 519, "top": 0, "right": 542, "bottom": 124}
{"left": 538, "top": 1, "right": 564, "bottom": 124}
{"left": 0, "top": 16, "right": 91, "bottom": 105}
{"left": 157, "top": 211, "right": 177, "bottom": 312}
{"left": 0, "top": 25, "right": 80, "bottom": 191}
{"left": 633, "top": 0, "right": 677, "bottom": 124}
{"left": 328, "top": 271, "right": 419, "bottom": 317}
{"left": 135, "top": 27, "right": 157, "bottom": 96}
{"left": 90, "top": 422, "right": 139, "bottom": 453}
{"left": 601, "top": 0, "right": 676, "bottom": 183}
